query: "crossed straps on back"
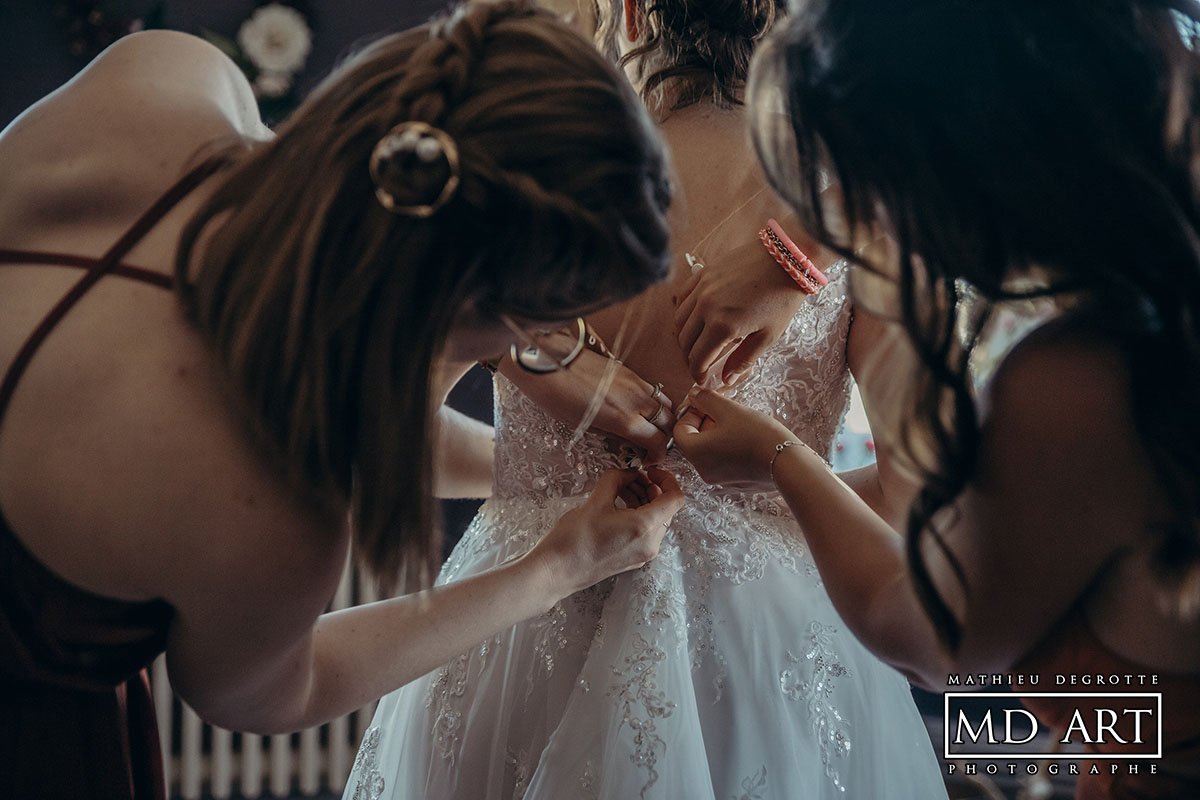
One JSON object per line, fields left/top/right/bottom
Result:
{"left": 0, "top": 158, "right": 223, "bottom": 423}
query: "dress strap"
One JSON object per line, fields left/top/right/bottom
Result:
{"left": 0, "top": 158, "right": 224, "bottom": 423}
{"left": 0, "top": 250, "right": 173, "bottom": 288}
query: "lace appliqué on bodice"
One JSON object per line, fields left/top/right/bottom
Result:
{"left": 430, "top": 262, "right": 857, "bottom": 795}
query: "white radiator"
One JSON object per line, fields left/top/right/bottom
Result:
{"left": 150, "top": 553, "right": 380, "bottom": 799}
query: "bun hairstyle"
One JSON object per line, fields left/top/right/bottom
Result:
{"left": 176, "top": 0, "right": 672, "bottom": 588}
{"left": 750, "top": 0, "right": 1200, "bottom": 644}
{"left": 596, "top": 0, "right": 786, "bottom": 108}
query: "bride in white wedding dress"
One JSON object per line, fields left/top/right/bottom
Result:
{"left": 345, "top": 2, "right": 948, "bottom": 798}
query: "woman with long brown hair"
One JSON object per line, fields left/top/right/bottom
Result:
{"left": 0, "top": 3, "right": 685, "bottom": 798}
{"left": 676, "top": 1, "right": 1200, "bottom": 797}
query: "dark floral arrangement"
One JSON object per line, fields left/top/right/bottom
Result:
{"left": 201, "top": 2, "right": 314, "bottom": 122}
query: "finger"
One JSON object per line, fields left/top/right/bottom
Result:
{"left": 682, "top": 388, "right": 731, "bottom": 419}
{"left": 671, "top": 415, "right": 704, "bottom": 453}
{"left": 640, "top": 402, "right": 677, "bottom": 463}
{"left": 617, "top": 488, "right": 641, "bottom": 509}
{"left": 672, "top": 284, "right": 701, "bottom": 333}
{"left": 674, "top": 382, "right": 701, "bottom": 416}
{"left": 630, "top": 476, "right": 686, "bottom": 528}
{"left": 645, "top": 381, "right": 674, "bottom": 413}
{"left": 673, "top": 394, "right": 727, "bottom": 445}
{"left": 674, "top": 384, "right": 706, "bottom": 429}
{"left": 677, "top": 316, "right": 705, "bottom": 363}
{"left": 721, "top": 331, "right": 769, "bottom": 384}
{"left": 641, "top": 468, "right": 685, "bottom": 511}
{"left": 643, "top": 466, "right": 680, "bottom": 491}
{"left": 628, "top": 415, "right": 673, "bottom": 465}
{"left": 634, "top": 472, "right": 663, "bottom": 502}
{"left": 691, "top": 324, "right": 741, "bottom": 380}
{"left": 673, "top": 269, "right": 703, "bottom": 311}
{"left": 589, "top": 468, "right": 641, "bottom": 502}
{"left": 641, "top": 399, "right": 677, "bottom": 435}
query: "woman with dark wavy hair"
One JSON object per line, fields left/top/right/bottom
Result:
{"left": 677, "top": 1, "right": 1200, "bottom": 796}
{"left": 348, "top": 1, "right": 947, "bottom": 798}
{"left": 0, "top": 3, "right": 686, "bottom": 797}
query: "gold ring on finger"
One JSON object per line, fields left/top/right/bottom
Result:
{"left": 646, "top": 404, "right": 667, "bottom": 427}
{"left": 649, "top": 382, "right": 665, "bottom": 403}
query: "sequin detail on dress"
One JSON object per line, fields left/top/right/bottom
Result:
{"left": 349, "top": 727, "right": 386, "bottom": 800}
{"left": 608, "top": 632, "right": 676, "bottom": 797}
{"left": 780, "top": 622, "right": 853, "bottom": 792}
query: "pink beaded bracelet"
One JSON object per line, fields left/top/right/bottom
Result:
{"left": 759, "top": 218, "right": 828, "bottom": 294}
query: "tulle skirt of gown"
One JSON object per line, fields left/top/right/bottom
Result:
{"left": 346, "top": 473, "right": 946, "bottom": 800}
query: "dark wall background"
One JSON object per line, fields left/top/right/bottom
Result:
{"left": 0, "top": 0, "right": 491, "bottom": 553}
{"left": 1, "top": 0, "right": 453, "bottom": 129}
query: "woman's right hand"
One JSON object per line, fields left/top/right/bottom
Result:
{"left": 672, "top": 227, "right": 813, "bottom": 386}
{"left": 672, "top": 388, "right": 797, "bottom": 492}
{"left": 531, "top": 467, "right": 685, "bottom": 597}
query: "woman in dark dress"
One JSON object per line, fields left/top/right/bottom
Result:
{"left": 0, "top": 3, "right": 684, "bottom": 797}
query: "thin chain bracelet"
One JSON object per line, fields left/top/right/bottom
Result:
{"left": 769, "top": 440, "right": 801, "bottom": 482}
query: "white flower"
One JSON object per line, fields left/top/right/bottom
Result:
{"left": 237, "top": 3, "right": 312, "bottom": 74}
{"left": 253, "top": 70, "right": 293, "bottom": 98}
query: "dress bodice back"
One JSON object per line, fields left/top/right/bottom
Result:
{"left": 491, "top": 260, "right": 854, "bottom": 506}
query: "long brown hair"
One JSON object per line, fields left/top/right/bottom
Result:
{"left": 595, "top": 0, "right": 785, "bottom": 108}
{"left": 751, "top": 0, "right": 1200, "bottom": 646}
{"left": 175, "top": 0, "right": 672, "bottom": 588}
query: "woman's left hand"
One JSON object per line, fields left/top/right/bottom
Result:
{"left": 500, "top": 346, "right": 676, "bottom": 464}
{"left": 672, "top": 231, "right": 810, "bottom": 386}
{"left": 672, "top": 388, "right": 796, "bottom": 491}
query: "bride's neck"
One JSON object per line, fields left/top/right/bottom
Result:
{"left": 655, "top": 97, "right": 743, "bottom": 132}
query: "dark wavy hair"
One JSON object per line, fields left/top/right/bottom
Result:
{"left": 176, "top": 0, "right": 672, "bottom": 589}
{"left": 595, "top": 0, "right": 785, "bottom": 108}
{"left": 751, "top": 0, "right": 1200, "bottom": 647}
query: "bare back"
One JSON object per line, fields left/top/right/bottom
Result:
{"left": 0, "top": 31, "right": 346, "bottom": 710}
{"left": 588, "top": 104, "right": 796, "bottom": 402}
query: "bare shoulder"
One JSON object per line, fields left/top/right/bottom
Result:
{"left": 7, "top": 30, "right": 264, "bottom": 148}
{"left": 985, "top": 319, "right": 1136, "bottom": 461}
{"left": 980, "top": 318, "right": 1151, "bottom": 527}
{"left": 0, "top": 31, "right": 265, "bottom": 238}
{"left": 81, "top": 31, "right": 261, "bottom": 131}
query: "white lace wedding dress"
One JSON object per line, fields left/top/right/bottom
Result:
{"left": 345, "top": 261, "right": 947, "bottom": 800}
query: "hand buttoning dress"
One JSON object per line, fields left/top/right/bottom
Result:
{"left": 346, "top": 261, "right": 948, "bottom": 800}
